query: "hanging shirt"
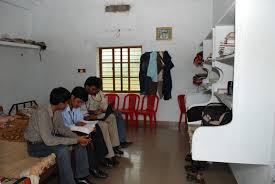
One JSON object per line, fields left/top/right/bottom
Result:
{"left": 147, "top": 51, "right": 158, "bottom": 82}
{"left": 158, "top": 51, "right": 165, "bottom": 82}
{"left": 62, "top": 106, "right": 84, "bottom": 128}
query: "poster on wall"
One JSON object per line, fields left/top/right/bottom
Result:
{"left": 156, "top": 27, "right": 172, "bottom": 40}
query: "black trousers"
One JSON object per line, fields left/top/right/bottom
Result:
{"left": 87, "top": 124, "right": 108, "bottom": 169}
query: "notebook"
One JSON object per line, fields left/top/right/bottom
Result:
{"left": 70, "top": 120, "right": 98, "bottom": 135}
{"left": 93, "top": 104, "right": 114, "bottom": 121}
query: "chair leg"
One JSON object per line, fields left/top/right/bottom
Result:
{"left": 184, "top": 113, "right": 187, "bottom": 123}
{"left": 130, "top": 113, "right": 134, "bottom": 126}
{"left": 143, "top": 115, "right": 147, "bottom": 128}
{"left": 178, "top": 113, "right": 183, "bottom": 130}
{"left": 149, "top": 115, "right": 153, "bottom": 129}
{"left": 153, "top": 113, "right": 157, "bottom": 126}
{"left": 125, "top": 114, "right": 129, "bottom": 127}
{"left": 135, "top": 113, "right": 139, "bottom": 128}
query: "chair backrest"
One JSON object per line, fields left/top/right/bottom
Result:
{"left": 178, "top": 95, "right": 187, "bottom": 113}
{"left": 141, "top": 95, "right": 159, "bottom": 112}
{"left": 122, "top": 94, "right": 140, "bottom": 111}
{"left": 104, "top": 93, "right": 120, "bottom": 110}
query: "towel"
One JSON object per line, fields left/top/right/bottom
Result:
{"left": 147, "top": 51, "right": 158, "bottom": 82}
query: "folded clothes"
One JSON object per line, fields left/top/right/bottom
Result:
{"left": 17, "top": 106, "right": 38, "bottom": 118}
{"left": 0, "top": 114, "right": 15, "bottom": 125}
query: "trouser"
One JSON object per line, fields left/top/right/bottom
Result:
{"left": 114, "top": 111, "right": 126, "bottom": 143}
{"left": 86, "top": 143, "right": 97, "bottom": 170}
{"left": 27, "top": 143, "right": 89, "bottom": 184}
{"left": 87, "top": 124, "right": 108, "bottom": 169}
{"left": 98, "top": 114, "right": 120, "bottom": 158}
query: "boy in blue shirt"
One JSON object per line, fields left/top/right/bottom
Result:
{"left": 62, "top": 87, "right": 109, "bottom": 178}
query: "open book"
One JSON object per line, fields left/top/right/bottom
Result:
{"left": 70, "top": 120, "right": 98, "bottom": 135}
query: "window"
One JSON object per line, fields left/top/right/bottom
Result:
{"left": 99, "top": 46, "right": 142, "bottom": 92}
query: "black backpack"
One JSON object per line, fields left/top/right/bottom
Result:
{"left": 201, "top": 103, "right": 232, "bottom": 126}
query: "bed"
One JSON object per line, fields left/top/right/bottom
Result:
{"left": 0, "top": 104, "right": 57, "bottom": 184}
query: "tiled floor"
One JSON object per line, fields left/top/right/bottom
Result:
{"left": 48, "top": 125, "right": 237, "bottom": 184}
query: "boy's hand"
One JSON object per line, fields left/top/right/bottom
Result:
{"left": 94, "top": 109, "right": 104, "bottom": 115}
{"left": 84, "top": 114, "right": 97, "bottom": 120}
{"left": 90, "top": 114, "right": 98, "bottom": 120}
{"left": 77, "top": 135, "right": 91, "bottom": 146}
{"left": 75, "top": 121, "right": 87, "bottom": 126}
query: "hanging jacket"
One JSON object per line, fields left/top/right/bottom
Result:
{"left": 139, "top": 52, "right": 151, "bottom": 95}
{"left": 162, "top": 51, "right": 174, "bottom": 100}
{"left": 139, "top": 52, "right": 158, "bottom": 95}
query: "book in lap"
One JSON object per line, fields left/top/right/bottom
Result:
{"left": 70, "top": 120, "right": 98, "bottom": 135}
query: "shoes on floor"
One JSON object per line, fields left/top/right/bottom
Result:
{"left": 185, "top": 153, "right": 192, "bottom": 162}
{"left": 185, "top": 162, "right": 209, "bottom": 173}
{"left": 75, "top": 177, "right": 94, "bottom": 184}
{"left": 113, "top": 147, "right": 124, "bottom": 156}
{"left": 111, "top": 157, "right": 120, "bottom": 166}
{"left": 101, "top": 159, "right": 114, "bottom": 169}
{"left": 120, "top": 141, "right": 133, "bottom": 148}
{"left": 186, "top": 173, "right": 205, "bottom": 184}
{"left": 90, "top": 168, "right": 108, "bottom": 179}
{"left": 104, "top": 157, "right": 120, "bottom": 167}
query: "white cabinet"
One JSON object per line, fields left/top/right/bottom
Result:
{"left": 191, "top": 0, "right": 275, "bottom": 165}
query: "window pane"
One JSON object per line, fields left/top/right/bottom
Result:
{"left": 114, "top": 49, "right": 121, "bottom": 62}
{"left": 102, "top": 49, "right": 113, "bottom": 63}
{"left": 115, "top": 78, "right": 121, "bottom": 91}
{"left": 130, "top": 78, "right": 140, "bottom": 91}
{"left": 122, "top": 63, "right": 129, "bottom": 77}
{"left": 114, "top": 63, "right": 121, "bottom": 77}
{"left": 130, "top": 71, "right": 139, "bottom": 77}
{"left": 122, "top": 78, "right": 129, "bottom": 91}
{"left": 130, "top": 48, "right": 142, "bottom": 62}
{"left": 102, "top": 49, "right": 112, "bottom": 55}
{"left": 130, "top": 55, "right": 140, "bottom": 60}
{"left": 122, "top": 48, "right": 128, "bottom": 62}
{"left": 102, "top": 63, "right": 113, "bottom": 78}
{"left": 130, "top": 48, "right": 142, "bottom": 53}
{"left": 102, "top": 78, "right": 113, "bottom": 91}
{"left": 129, "top": 63, "right": 139, "bottom": 77}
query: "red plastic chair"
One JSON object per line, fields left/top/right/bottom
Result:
{"left": 136, "top": 95, "right": 159, "bottom": 128}
{"left": 104, "top": 93, "right": 120, "bottom": 110}
{"left": 178, "top": 95, "right": 187, "bottom": 130}
{"left": 120, "top": 94, "right": 140, "bottom": 127}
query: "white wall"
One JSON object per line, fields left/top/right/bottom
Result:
{"left": 31, "top": 0, "right": 213, "bottom": 121}
{"left": 0, "top": 1, "right": 47, "bottom": 112}
{"left": 0, "top": 1, "right": 32, "bottom": 39}
{"left": 213, "top": 0, "right": 234, "bottom": 25}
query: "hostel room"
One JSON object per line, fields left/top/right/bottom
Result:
{"left": 0, "top": 0, "right": 274, "bottom": 184}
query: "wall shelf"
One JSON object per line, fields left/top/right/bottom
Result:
{"left": 216, "top": 54, "right": 234, "bottom": 65}
{"left": 0, "top": 40, "right": 40, "bottom": 49}
{"left": 214, "top": 92, "right": 233, "bottom": 109}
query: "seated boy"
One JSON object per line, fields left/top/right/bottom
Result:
{"left": 84, "top": 76, "right": 132, "bottom": 148}
{"left": 24, "top": 87, "right": 93, "bottom": 184}
{"left": 62, "top": 86, "right": 109, "bottom": 178}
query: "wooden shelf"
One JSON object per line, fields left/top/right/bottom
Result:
{"left": 0, "top": 41, "right": 40, "bottom": 49}
{"left": 216, "top": 54, "right": 234, "bottom": 65}
{"left": 214, "top": 92, "right": 233, "bottom": 109}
